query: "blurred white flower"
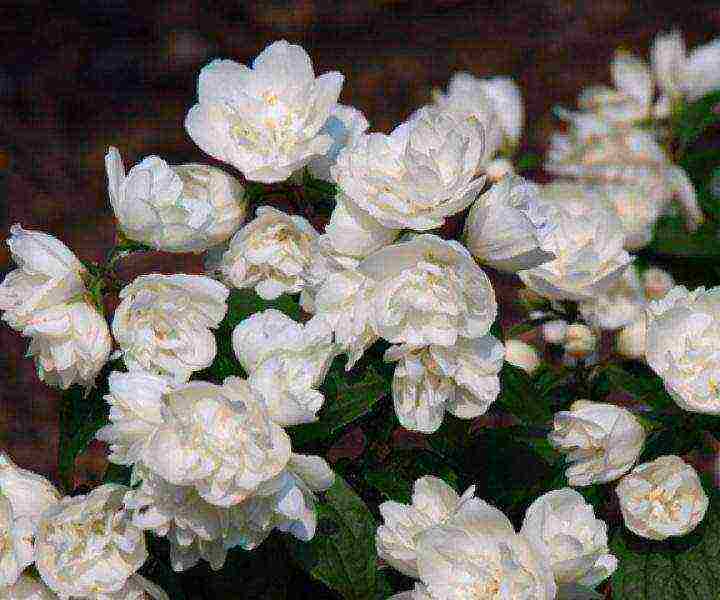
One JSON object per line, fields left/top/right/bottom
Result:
{"left": 105, "top": 148, "right": 246, "bottom": 253}
{"left": 141, "top": 377, "right": 291, "bottom": 507}
{"left": 376, "top": 476, "right": 477, "bottom": 579}
{"left": 464, "top": 175, "right": 556, "bottom": 273}
{"left": 518, "top": 182, "right": 632, "bottom": 301}
{"left": 185, "top": 40, "right": 343, "bottom": 183}
{"left": 542, "top": 319, "right": 568, "bottom": 345}
{"left": 504, "top": 339, "right": 541, "bottom": 374}
{"left": 0, "top": 225, "right": 85, "bottom": 331}
{"left": 616, "top": 455, "right": 708, "bottom": 540}
{"left": 645, "top": 285, "right": 720, "bottom": 414}
{"left": 433, "top": 72, "right": 524, "bottom": 155}
{"left": 414, "top": 497, "right": 556, "bottom": 600}
{"left": 23, "top": 301, "right": 112, "bottom": 389}
{"left": 35, "top": 484, "right": 147, "bottom": 600}
{"left": 549, "top": 400, "right": 645, "bottom": 486}
{"left": 112, "top": 274, "right": 229, "bottom": 383}
{"left": 221, "top": 206, "right": 319, "bottom": 300}
{"left": 311, "top": 268, "right": 378, "bottom": 369}
{"left": 563, "top": 324, "right": 598, "bottom": 360}
{"left": 642, "top": 266, "right": 675, "bottom": 301}
{"left": 0, "top": 453, "right": 60, "bottom": 589}
{"left": 332, "top": 106, "right": 486, "bottom": 230}
{"left": 307, "top": 104, "right": 369, "bottom": 181}
{"left": 521, "top": 488, "right": 616, "bottom": 592}
{"left": 580, "top": 265, "right": 644, "bottom": 331}
{"left": 682, "top": 37, "right": 720, "bottom": 101}
{"left": 616, "top": 312, "right": 648, "bottom": 361}
{"left": 359, "top": 235, "right": 497, "bottom": 347}
{"left": 385, "top": 335, "right": 504, "bottom": 433}
{"left": 232, "top": 309, "right": 337, "bottom": 426}
{"left": 0, "top": 574, "right": 56, "bottom": 600}
{"left": 322, "top": 194, "right": 398, "bottom": 261}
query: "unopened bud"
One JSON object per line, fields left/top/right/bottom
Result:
{"left": 642, "top": 267, "right": 674, "bottom": 301}
{"left": 616, "top": 314, "right": 647, "bottom": 360}
{"left": 542, "top": 319, "right": 568, "bottom": 344}
{"left": 505, "top": 339, "right": 541, "bottom": 374}
{"left": 564, "top": 323, "right": 597, "bottom": 359}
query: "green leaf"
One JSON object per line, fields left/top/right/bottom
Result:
{"left": 649, "top": 214, "right": 720, "bottom": 259}
{"left": 674, "top": 90, "right": 720, "bottom": 152}
{"left": 496, "top": 364, "right": 556, "bottom": 426}
{"left": 592, "top": 364, "right": 673, "bottom": 413}
{"left": 611, "top": 489, "right": 720, "bottom": 600}
{"left": 286, "top": 475, "right": 379, "bottom": 600}
{"left": 363, "top": 469, "right": 412, "bottom": 504}
{"left": 289, "top": 362, "right": 390, "bottom": 448}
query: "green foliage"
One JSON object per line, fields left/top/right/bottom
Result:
{"left": 611, "top": 489, "right": 720, "bottom": 600}
{"left": 286, "top": 475, "right": 380, "bottom": 600}
{"left": 674, "top": 90, "right": 720, "bottom": 153}
{"left": 497, "top": 363, "right": 571, "bottom": 426}
{"left": 290, "top": 360, "right": 391, "bottom": 449}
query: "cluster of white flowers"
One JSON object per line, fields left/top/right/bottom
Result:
{"left": 379, "top": 476, "right": 615, "bottom": 599}
{"left": 2, "top": 32, "right": 720, "bottom": 599}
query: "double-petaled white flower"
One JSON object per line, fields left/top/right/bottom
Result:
{"left": 0, "top": 225, "right": 112, "bottom": 389}
{"left": 580, "top": 264, "right": 645, "bottom": 331}
{"left": 521, "top": 488, "right": 617, "bottom": 595}
{"left": 35, "top": 484, "right": 147, "bottom": 600}
{"left": 0, "top": 453, "right": 61, "bottom": 589}
{"left": 549, "top": 400, "right": 645, "bottom": 486}
{"left": 645, "top": 285, "right": 720, "bottom": 414}
{"left": 518, "top": 182, "right": 632, "bottom": 302}
{"left": 221, "top": 206, "right": 319, "bottom": 300}
{"left": 385, "top": 336, "right": 504, "bottom": 433}
{"left": 232, "top": 310, "right": 337, "bottom": 426}
{"left": 105, "top": 149, "right": 246, "bottom": 253}
{"left": 616, "top": 455, "right": 708, "bottom": 540}
{"left": 112, "top": 274, "right": 228, "bottom": 383}
{"left": 185, "top": 40, "right": 343, "bottom": 183}
{"left": 433, "top": 72, "right": 524, "bottom": 159}
{"left": 0, "top": 225, "right": 85, "bottom": 331}
{"left": 652, "top": 29, "right": 720, "bottom": 106}
{"left": 307, "top": 104, "right": 369, "bottom": 181}
{"left": 464, "top": 175, "right": 555, "bottom": 273}
{"left": 359, "top": 235, "right": 497, "bottom": 347}
{"left": 376, "top": 476, "right": 478, "bottom": 579}
{"left": 332, "top": 106, "right": 486, "bottom": 231}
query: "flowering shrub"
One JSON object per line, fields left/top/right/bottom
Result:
{"left": 2, "top": 33, "right": 720, "bottom": 599}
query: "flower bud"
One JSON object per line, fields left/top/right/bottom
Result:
{"left": 563, "top": 323, "right": 597, "bottom": 359}
{"left": 642, "top": 267, "right": 675, "bottom": 301}
{"left": 505, "top": 339, "right": 540, "bottom": 374}
{"left": 542, "top": 319, "right": 568, "bottom": 344}
{"left": 616, "top": 313, "right": 647, "bottom": 360}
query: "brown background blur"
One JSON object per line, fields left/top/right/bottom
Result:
{"left": 1, "top": 0, "right": 719, "bottom": 486}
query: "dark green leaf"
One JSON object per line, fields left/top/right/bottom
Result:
{"left": 363, "top": 469, "right": 412, "bottom": 504}
{"left": 286, "top": 475, "right": 378, "bottom": 600}
{"left": 674, "top": 90, "right": 720, "bottom": 152}
{"left": 496, "top": 364, "right": 555, "bottom": 426}
{"left": 611, "top": 488, "right": 720, "bottom": 600}
{"left": 649, "top": 214, "right": 720, "bottom": 259}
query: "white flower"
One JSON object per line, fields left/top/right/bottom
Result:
{"left": 542, "top": 320, "right": 568, "bottom": 345}
{"left": 414, "top": 498, "right": 556, "bottom": 600}
{"left": 387, "top": 583, "right": 433, "bottom": 600}
{"left": 642, "top": 267, "right": 675, "bottom": 301}
{"left": 504, "top": 339, "right": 541, "bottom": 374}
{"left": 322, "top": 194, "right": 398, "bottom": 261}
{"left": 645, "top": 285, "right": 720, "bottom": 414}
{"left": 232, "top": 310, "right": 336, "bottom": 425}
{"left": 518, "top": 182, "right": 632, "bottom": 302}
{"left": 376, "top": 476, "right": 477, "bottom": 579}
{"left": 125, "top": 454, "right": 333, "bottom": 572}
{"left": 359, "top": 235, "right": 497, "bottom": 347}
{"left": 311, "top": 268, "right": 378, "bottom": 368}
{"left": 141, "top": 376, "right": 292, "bottom": 507}
{"left": 35, "top": 484, "right": 147, "bottom": 600}
{"left": 549, "top": 400, "right": 645, "bottom": 486}
{"left": 112, "top": 274, "right": 229, "bottom": 383}
{"left": 105, "top": 149, "right": 246, "bottom": 253}
{"left": 185, "top": 40, "right": 343, "bottom": 183}
{"left": 0, "top": 225, "right": 85, "bottom": 332}
{"left": 563, "top": 324, "right": 598, "bottom": 360}
{"left": 23, "top": 302, "right": 112, "bottom": 389}
{"left": 0, "top": 574, "right": 56, "bottom": 600}
{"left": 385, "top": 335, "right": 504, "bottom": 433}
{"left": 220, "top": 206, "right": 319, "bottom": 300}
{"left": 616, "top": 455, "right": 708, "bottom": 540}
{"left": 96, "top": 371, "right": 171, "bottom": 466}
{"left": 307, "top": 104, "right": 369, "bottom": 181}
{"left": 433, "top": 72, "right": 524, "bottom": 155}
{"left": 464, "top": 175, "right": 555, "bottom": 273}
{"left": 0, "top": 454, "right": 60, "bottom": 589}
{"left": 651, "top": 29, "right": 686, "bottom": 103}
{"left": 332, "top": 106, "right": 486, "bottom": 230}
{"left": 579, "top": 265, "right": 644, "bottom": 331}
{"left": 616, "top": 313, "right": 647, "bottom": 360}
{"left": 521, "top": 488, "right": 617, "bottom": 592}
{"left": 682, "top": 37, "right": 720, "bottom": 101}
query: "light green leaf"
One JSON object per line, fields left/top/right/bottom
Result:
{"left": 286, "top": 475, "right": 379, "bottom": 600}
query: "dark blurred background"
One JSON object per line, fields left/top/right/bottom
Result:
{"left": 0, "top": 0, "right": 718, "bottom": 511}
